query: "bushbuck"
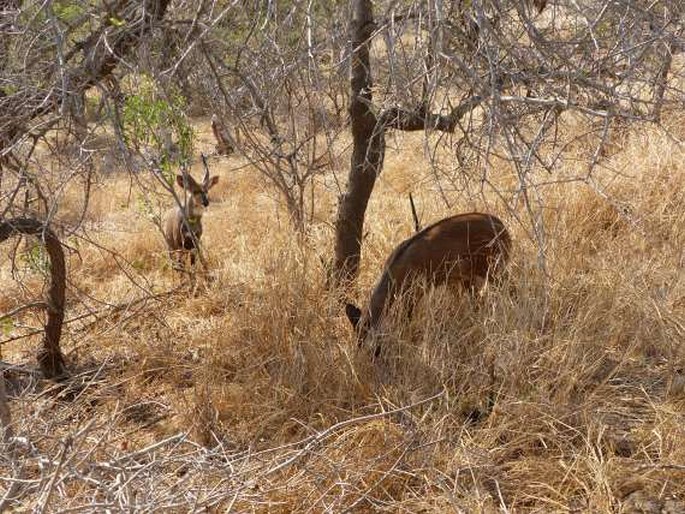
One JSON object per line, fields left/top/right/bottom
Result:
{"left": 345, "top": 212, "right": 511, "bottom": 354}
{"left": 163, "top": 164, "right": 219, "bottom": 270}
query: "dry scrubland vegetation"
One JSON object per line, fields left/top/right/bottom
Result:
{"left": 1, "top": 113, "right": 684, "bottom": 511}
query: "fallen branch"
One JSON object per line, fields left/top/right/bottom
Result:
{"left": 263, "top": 389, "right": 446, "bottom": 477}
{"left": 0, "top": 302, "right": 49, "bottom": 322}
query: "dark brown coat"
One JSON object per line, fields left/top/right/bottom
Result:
{"left": 346, "top": 212, "right": 511, "bottom": 349}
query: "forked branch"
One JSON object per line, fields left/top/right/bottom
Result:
{"left": 378, "top": 95, "right": 483, "bottom": 132}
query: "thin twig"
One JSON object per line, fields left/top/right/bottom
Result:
{"left": 0, "top": 302, "right": 49, "bottom": 321}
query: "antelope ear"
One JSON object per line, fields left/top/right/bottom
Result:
{"left": 345, "top": 303, "right": 362, "bottom": 330}
{"left": 207, "top": 175, "right": 219, "bottom": 188}
{"left": 176, "top": 174, "right": 185, "bottom": 189}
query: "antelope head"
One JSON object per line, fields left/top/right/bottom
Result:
{"left": 176, "top": 164, "right": 219, "bottom": 216}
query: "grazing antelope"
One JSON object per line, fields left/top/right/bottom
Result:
{"left": 163, "top": 162, "right": 219, "bottom": 270}
{"left": 345, "top": 213, "right": 511, "bottom": 354}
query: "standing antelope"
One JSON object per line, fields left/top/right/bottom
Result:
{"left": 345, "top": 213, "right": 511, "bottom": 354}
{"left": 164, "top": 162, "right": 219, "bottom": 270}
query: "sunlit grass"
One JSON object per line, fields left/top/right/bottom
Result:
{"left": 1, "top": 117, "right": 684, "bottom": 511}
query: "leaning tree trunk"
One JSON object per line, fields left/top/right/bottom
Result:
{"left": 332, "top": 0, "right": 385, "bottom": 287}
{"left": 0, "top": 218, "right": 67, "bottom": 378}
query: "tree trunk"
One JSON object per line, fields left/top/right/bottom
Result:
{"left": 652, "top": 40, "right": 674, "bottom": 123}
{"left": 331, "top": 1, "right": 481, "bottom": 288}
{"left": 0, "top": 218, "right": 67, "bottom": 379}
{"left": 0, "top": 368, "right": 12, "bottom": 444}
{"left": 332, "top": 0, "right": 385, "bottom": 287}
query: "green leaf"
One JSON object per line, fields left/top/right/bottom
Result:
{"left": 0, "top": 317, "right": 13, "bottom": 337}
{"left": 109, "top": 16, "right": 125, "bottom": 27}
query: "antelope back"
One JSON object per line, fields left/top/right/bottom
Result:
{"left": 382, "top": 212, "right": 510, "bottom": 289}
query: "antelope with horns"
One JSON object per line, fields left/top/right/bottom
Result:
{"left": 163, "top": 157, "right": 219, "bottom": 270}
{"left": 345, "top": 212, "right": 511, "bottom": 355}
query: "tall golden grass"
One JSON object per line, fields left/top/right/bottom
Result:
{"left": 1, "top": 116, "right": 684, "bottom": 511}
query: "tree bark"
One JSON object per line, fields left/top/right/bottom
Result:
{"left": 332, "top": 0, "right": 385, "bottom": 287}
{"left": 0, "top": 218, "right": 67, "bottom": 379}
{"left": 0, "top": 366, "right": 12, "bottom": 444}
{"left": 652, "top": 40, "right": 674, "bottom": 123}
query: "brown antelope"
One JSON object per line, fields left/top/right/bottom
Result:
{"left": 345, "top": 212, "right": 511, "bottom": 355}
{"left": 163, "top": 163, "right": 219, "bottom": 270}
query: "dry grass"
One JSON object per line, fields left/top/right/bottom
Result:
{"left": 1, "top": 115, "right": 684, "bottom": 512}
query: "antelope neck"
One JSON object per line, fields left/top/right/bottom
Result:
{"left": 183, "top": 194, "right": 204, "bottom": 220}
